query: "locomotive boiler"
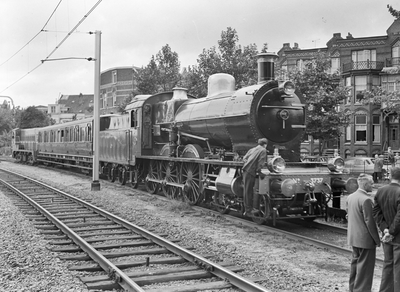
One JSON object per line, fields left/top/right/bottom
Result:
{"left": 151, "top": 54, "right": 305, "bottom": 162}
{"left": 11, "top": 53, "right": 354, "bottom": 225}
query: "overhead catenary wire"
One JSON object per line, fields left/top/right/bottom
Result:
{"left": 0, "top": 0, "right": 103, "bottom": 94}
{"left": 0, "top": 0, "right": 63, "bottom": 68}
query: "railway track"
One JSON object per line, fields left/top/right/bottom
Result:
{"left": 0, "top": 167, "right": 269, "bottom": 292}
{"left": 193, "top": 207, "right": 385, "bottom": 266}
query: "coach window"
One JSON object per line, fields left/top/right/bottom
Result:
{"left": 38, "top": 132, "right": 42, "bottom": 143}
{"left": 69, "top": 127, "right": 73, "bottom": 141}
{"left": 74, "top": 126, "right": 79, "bottom": 141}
{"left": 87, "top": 124, "right": 92, "bottom": 141}
{"left": 82, "top": 126, "right": 86, "bottom": 141}
{"left": 131, "top": 110, "right": 137, "bottom": 128}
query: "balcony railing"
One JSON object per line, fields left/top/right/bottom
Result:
{"left": 386, "top": 57, "right": 400, "bottom": 67}
{"left": 342, "top": 61, "right": 385, "bottom": 72}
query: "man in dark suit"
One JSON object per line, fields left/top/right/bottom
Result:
{"left": 346, "top": 173, "right": 380, "bottom": 292}
{"left": 242, "top": 138, "right": 268, "bottom": 216}
{"left": 373, "top": 166, "right": 400, "bottom": 292}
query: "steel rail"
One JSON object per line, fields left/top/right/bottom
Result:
{"left": 0, "top": 168, "right": 270, "bottom": 292}
{"left": 192, "top": 206, "right": 385, "bottom": 266}
{"left": 0, "top": 177, "right": 145, "bottom": 292}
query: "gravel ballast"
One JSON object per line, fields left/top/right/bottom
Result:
{"left": 0, "top": 161, "right": 384, "bottom": 291}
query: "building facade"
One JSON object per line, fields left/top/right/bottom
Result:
{"left": 100, "top": 66, "right": 139, "bottom": 114}
{"left": 277, "top": 18, "right": 400, "bottom": 158}
{"left": 47, "top": 66, "right": 140, "bottom": 122}
{"left": 47, "top": 93, "right": 94, "bottom": 124}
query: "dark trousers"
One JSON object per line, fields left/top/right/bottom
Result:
{"left": 243, "top": 170, "right": 255, "bottom": 212}
{"left": 373, "top": 172, "right": 380, "bottom": 183}
{"left": 379, "top": 243, "right": 400, "bottom": 292}
{"left": 349, "top": 246, "right": 376, "bottom": 292}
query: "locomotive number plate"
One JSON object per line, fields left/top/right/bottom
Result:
{"left": 310, "top": 178, "right": 324, "bottom": 184}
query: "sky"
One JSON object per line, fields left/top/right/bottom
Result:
{"left": 0, "top": 0, "right": 397, "bottom": 108}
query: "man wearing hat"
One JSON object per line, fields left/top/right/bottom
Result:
{"left": 242, "top": 138, "right": 268, "bottom": 216}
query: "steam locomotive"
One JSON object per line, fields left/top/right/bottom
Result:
{"left": 11, "top": 53, "right": 354, "bottom": 225}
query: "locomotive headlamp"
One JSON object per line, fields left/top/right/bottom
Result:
{"left": 279, "top": 80, "right": 296, "bottom": 96}
{"left": 267, "top": 156, "right": 286, "bottom": 173}
{"left": 327, "top": 156, "right": 345, "bottom": 173}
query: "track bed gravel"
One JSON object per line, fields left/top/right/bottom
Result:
{"left": 0, "top": 161, "right": 384, "bottom": 291}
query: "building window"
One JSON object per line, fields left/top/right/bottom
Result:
{"left": 372, "top": 115, "right": 381, "bottom": 143}
{"left": 345, "top": 77, "right": 352, "bottom": 104}
{"left": 331, "top": 57, "right": 340, "bottom": 74}
{"left": 112, "top": 70, "right": 117, "bottom": 83}
{"left": 346, "top": 126, "right": 351, "bottom": 142}
{"left": 355, "top": 76, "right": 367, "bottom": 103}
{"left": 355, "top": 114, "right": 367, "bottom": 143}
{"left": 345, "top": 149, "right": 351, "bottom": 158}
{"left": 296, "top": 59, "right": 312, "bottom": 71}
{"left": 296, "top": 59, "right": 304, "bottom": 71}
{"left": 392, "top": 44, "right": 400, "bottom": 66}
{"left": 102, "top": 93, "right": 107, "bottom": 108}
{"left": 352, "top": 49, "right": 376, "bottom": 69}
{"left": 113, "top": 92, "right": 117, "bottom": 106}
{"left": 50, "top": 106, "right": 56, "bottom": 113}
{"left": 280, "top": 62, "right": 288, "bottom": 80}
{"left": 382, "top": 75, "right": 399, "bottom": 92}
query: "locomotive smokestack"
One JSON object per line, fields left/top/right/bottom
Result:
{"left": 257, "top": 53, "right": 278, "bottom": 84}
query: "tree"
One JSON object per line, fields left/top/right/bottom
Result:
{"left": 290, "top": 52, "right": 352, "bottom": 154}
{"left": 135, "top": 57, "right": 160, "bottom": 94}
{"left": 364, "top": 85, "right": 400, "bottom": 113}
{"left": 388, "top": 4, "right": 400, "bottom": 19}
{"left": 180, "top": 65, "right": 207, "bottom": 97}
{"left": 19, "top": 106, "right": 52, "bottom": 129}
{"left": 135, "top": 45, "right": 181, "bottom": 94}
{"left": 0, "top": 108, "right": 15, "bottom": 133}
{"left": 185, "top": 27, "right": 265, "bottom": 97}
{"left": 0, "top": 129, "right": 12, "bottom": 148}
{"left": 156, "top": 44, "right": 181, "bottom": 91}
{"left": 117, "top": 91, "right": 136, "bottom": 113}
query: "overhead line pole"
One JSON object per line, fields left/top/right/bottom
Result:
{"left": 91, "top": 30, "right": 101, "bottom": 191}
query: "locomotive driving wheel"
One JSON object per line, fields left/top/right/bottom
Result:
{"left": 145, "top": 160, "right": 160, "bottom": 194}
{"left": 180, "top": 162, "right": 202, "bottom": 205}
{"left": 161, "top": 161, "right": 180, "bottom": 199}
{"left": 160, "top": 145, "right": 180, "bottom": 199}
{"left": 251, "top": 195, "right": 271, "bottom": 225}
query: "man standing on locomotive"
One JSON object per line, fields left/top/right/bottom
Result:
{"left": 346, "top": 173, "right": 380, "bottom": 292}
{"left": 242, "top": 138, "right": 268, "bottom": 216}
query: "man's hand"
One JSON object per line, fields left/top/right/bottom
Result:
{"left": 381, "top": 229, "right": 394, "bottom": 243}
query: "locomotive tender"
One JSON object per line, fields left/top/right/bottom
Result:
{"left": 12, "top": 53, "right": 353, "bottom": 225}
